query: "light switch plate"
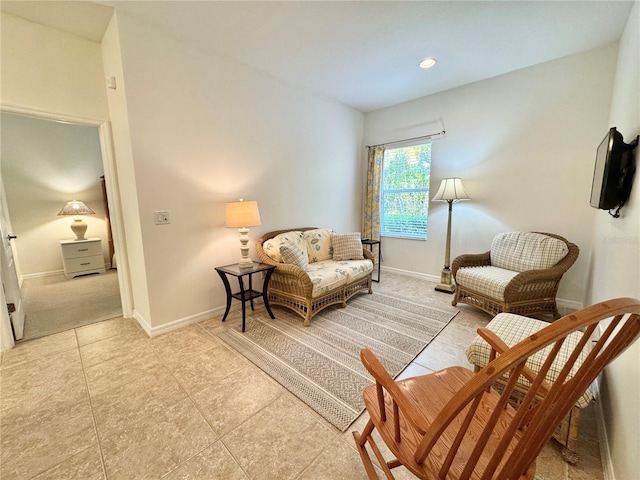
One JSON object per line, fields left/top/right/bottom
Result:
{"left": 154, "top": 211, "right": 170, "bottom": 225}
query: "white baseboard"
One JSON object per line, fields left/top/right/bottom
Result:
{"left": 380, "top": 266, "right": 440, "bottom": 283}
{"left": 20, "top": 269, "right": 65, "bottom": 283}
{"left": 20, "top": 267, "right": 114, "bottom": 284}
{"left": 592, "top": 378, "right": 616, "bottom": 480}
{"left": 556, "top": 298, "right": 584, "bottom": 316}
{"left": 133, "top": 305, "right": 229, "bottom": 338}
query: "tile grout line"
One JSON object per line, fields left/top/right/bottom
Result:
{"left": 75, "top": 327, "right": 109, "bottom": 480}
{"left": 152, "top": 327, "right": 252, "bottom": 479}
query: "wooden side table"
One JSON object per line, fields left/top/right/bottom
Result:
{"left": 361, "top": 238, "right": 381, "bottom": 282}
{"left": 215, "top": 262, "right": 276, "bottom": 332}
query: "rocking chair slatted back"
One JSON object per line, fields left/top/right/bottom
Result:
{"left": 354, "top": 298, "right": 640, "bottom": 480}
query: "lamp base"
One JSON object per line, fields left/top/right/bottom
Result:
{"left": 435, "top": 267, "right": 455, "bottom": 294}
{"left": 70, "top": 218, "right": 88, "bottom": 241}
{"left": 238, "top": 257, "right": 254, "bottom": 269}
{"left": 237, "top": 227, "right": 254, "bottom": 268}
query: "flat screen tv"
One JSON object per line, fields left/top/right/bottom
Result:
{"left": 590, "top": 127, "right": 638, "bottom": 213}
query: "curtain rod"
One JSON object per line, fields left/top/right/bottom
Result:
{"left": 366, "top": 129, "right": 446, "bottom": 149}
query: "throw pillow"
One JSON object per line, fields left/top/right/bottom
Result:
{"left": 303, "top": 228, "right": 334, "bottom": 263}
{"left": 332, "top": 232, "right": 364, "bottom": 261}
{"left": 280, "top": 242, "right": 309, "bottom": 271}
{"left": 263, "top": 231, "right": 304, "bottom": 262}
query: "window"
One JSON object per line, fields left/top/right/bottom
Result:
{"left": 380, "top": 143, "right": 431, "bottom": 239}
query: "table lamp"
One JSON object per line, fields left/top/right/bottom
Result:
{"left": 58, "top": 200, "right": 96, "bottom": 240}
{"left": 225, "top": 199, "right": 261, "bottom": 268}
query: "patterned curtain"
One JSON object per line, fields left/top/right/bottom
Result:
{"left": 363, "top": 145, "right": 385, "bottom": 240}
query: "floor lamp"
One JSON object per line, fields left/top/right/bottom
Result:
{"left": 432, "top": 178, "right": 470, "bottom": 293}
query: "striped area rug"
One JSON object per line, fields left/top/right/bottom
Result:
{"left": 217, "top": 292, "right": 458, "bottom": 431}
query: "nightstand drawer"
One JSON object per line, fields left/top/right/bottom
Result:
{"left": 61, "top": 240, "right": 102, "bottom": 259}
{"left": 60, "top": 238, "right": 106, "bottom": 279}
{"left": 64, "top": 255, "right": 105, "bottom": 273}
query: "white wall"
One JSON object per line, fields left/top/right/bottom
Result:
{"left": 364, "top": 45, "right": 618, "bottom": 308}
{"left": 101, "top": 16, "right": 151, "bottom": 325}
{"left": 0, "top": 12, "right": 112, "bottom": 278}
{"left": 0, "top": 12, "right": 108, "bottom": 120}
{"left": 588, "top": 2, "right": 640, "bottom": 479}
{"left": 1, "top": 113, "right": 108, "bottom": 277}
{"left": 104, "top": 11, "right": 364, "bottom": 332}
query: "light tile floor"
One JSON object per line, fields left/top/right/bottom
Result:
{"left": 0, "top": 271, "right": 604, "bottom": 479}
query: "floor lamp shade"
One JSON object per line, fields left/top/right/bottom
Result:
{"left": 432, "top": 178, "right": 470, "bottom": 293}
{"left": 58, "top": 200, "right": 96, "bottom": 241}
{"left": 225, "top": 200, "right": 261, "bottom": 267}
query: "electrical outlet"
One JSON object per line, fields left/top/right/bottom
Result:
{"left": 154, "top": 211, "right": 170, "bottom": 225}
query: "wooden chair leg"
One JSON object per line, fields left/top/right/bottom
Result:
{"left": 353, "top": 420, "right": 396, "bottom": 480}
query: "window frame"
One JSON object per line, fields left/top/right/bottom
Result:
{"left": 379, "top": 142, "right": 432, "bottom": 240}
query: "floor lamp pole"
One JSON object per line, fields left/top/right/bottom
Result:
{"left": 432, "top": 177, "right": 470, "bottom": 294}
{"left": 435, "top": 200, "right": 455, "bottom": 293}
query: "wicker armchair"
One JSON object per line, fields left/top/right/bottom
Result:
{"left": 452, "top": 232, "right": 579, "bottom": 319}
{"left": 256, "top": 227, "right": 374, "bottom": 326}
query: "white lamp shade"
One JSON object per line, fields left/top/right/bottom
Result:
{"left": 225, "top": 200, "right": 261, "bottom": 228}
{"left": 432, "top": 178, "right": 470, "bottom": 202}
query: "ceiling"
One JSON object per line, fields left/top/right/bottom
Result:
{"left": 1, "top": 1, "right": 634, "bottom": 112}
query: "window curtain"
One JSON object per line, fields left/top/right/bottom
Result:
{"left": 363, "top": 145, "right": 385, "bottom": 240}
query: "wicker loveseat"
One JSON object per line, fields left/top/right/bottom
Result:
{"left": 452, "top": 232, "right": 579, "bottom": 319}
{"left": 256, "top": 227, "right": 374, "bottom": 326}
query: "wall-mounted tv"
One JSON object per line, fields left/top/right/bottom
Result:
{"left": 590, "top": 127, "right": 638, "bottom": 215}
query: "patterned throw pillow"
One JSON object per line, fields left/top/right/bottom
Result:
{"left": 262, "top": 231, "right": 304, "bottom": 262}
{"left": 280, "top": 242, "right": 309, "bottom": 271}
{"left": 303, "top": 229, "right": 334, "bottom": 263}
{"left": 332, "top": 233, "right": 364, "bottom": 261}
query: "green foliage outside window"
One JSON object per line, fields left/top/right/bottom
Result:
{"left": 381, "top": 144, "right": 431, "bottom": 239}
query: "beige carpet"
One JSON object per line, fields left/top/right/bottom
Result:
{"left": 218, "top": 291, "right": 458, "bottom": 431}
{"left": 20, "top": 270, "right": 122, "bottom": 341}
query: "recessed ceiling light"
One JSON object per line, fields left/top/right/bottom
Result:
{"left": 419, "top": 57, "right": 437, "bottom": 69}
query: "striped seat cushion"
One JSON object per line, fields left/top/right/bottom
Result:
{"left": 466, "top": 313, "right": 593, "bottom": 408}
{"left": 455, "top": 266, "right": 519, "bottom": 301}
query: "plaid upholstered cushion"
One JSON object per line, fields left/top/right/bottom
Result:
{"left": 466, "top": 313, "right": 593, "bottom": 408}
{"left": 455, "top": 266, "right": 519, "bottom": 301}
{"left": 280, "top": 242, "right": 309, "bottom": 271}
{"left": 490, "top": 232, "right": 569, "bottom": 272}
{"left": 332, "top": 233, "right": 364, "bottom": 261}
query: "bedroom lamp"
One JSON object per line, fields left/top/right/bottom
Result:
{"left": 432, "top": 178, "right": 470, "bottom": 293}
{"left": 58, "top": 200, "right": 96, "bottom": 241}
{"left": 225, "top": 198, "right": 261, "bottom": 268}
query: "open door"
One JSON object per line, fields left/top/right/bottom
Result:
{"left": 0, "top": 176, "right": 24, "bottom": 344}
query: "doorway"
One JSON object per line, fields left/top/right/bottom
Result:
{"left": 0, "top": 109, "right": 131, "bottom": 346}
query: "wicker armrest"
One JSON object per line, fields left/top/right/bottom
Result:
{"left": 503, "top": 264, "right": 572, "bottom": 301}
{"left": 452, "top": 251, "right": 491, "bottom": 277}
{"left": 362, "top": 248, "right": 374, "bottom": 261}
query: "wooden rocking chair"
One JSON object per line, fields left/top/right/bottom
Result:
{"left": 353, "top": 298, "right": 640, "bottom": 479}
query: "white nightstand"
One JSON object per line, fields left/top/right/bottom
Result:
{"left": 60, "top": 238, "right": 106, "bottom": 279}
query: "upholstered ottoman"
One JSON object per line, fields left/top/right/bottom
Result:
{"left": 466, "top": 313, "right": 593, "bottom": 463}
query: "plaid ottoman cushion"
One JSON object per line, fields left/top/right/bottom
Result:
{"left": 466, "top": 313, "right": 593, "bottom": 408}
